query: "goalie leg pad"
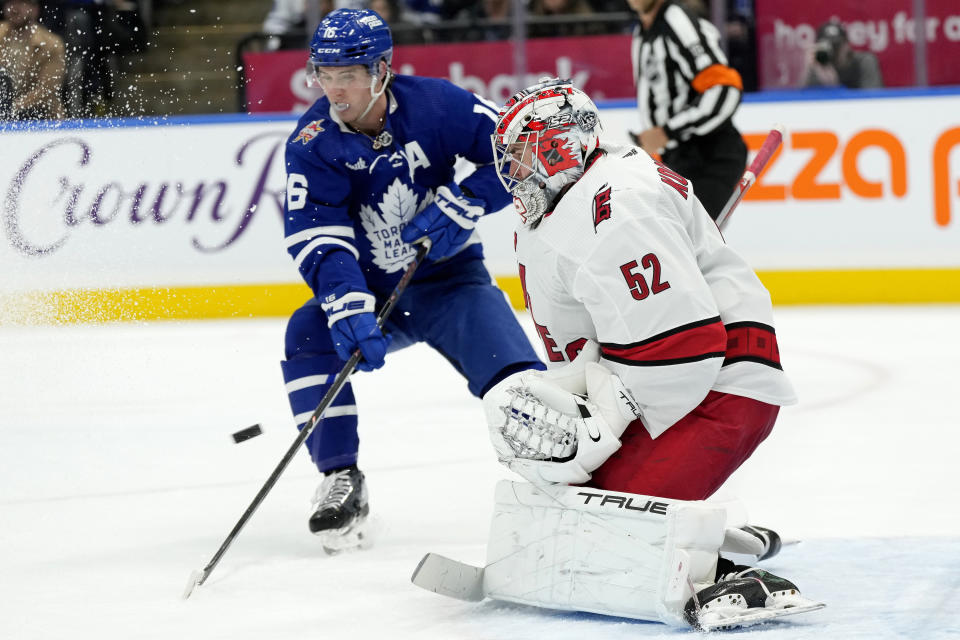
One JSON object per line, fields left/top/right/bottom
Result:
{"left": 482, "top": 481, "right": 727, "bottom": 625}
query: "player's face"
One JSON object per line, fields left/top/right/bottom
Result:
{"left": 506, "top": 138, "right": 536, "bottom": 181}
{"left": 314, "top": 65, "right": 377, "bottom": 123}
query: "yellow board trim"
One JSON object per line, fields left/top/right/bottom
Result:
{"left": 2, "top": 268, "right": 959, "bottom": 325}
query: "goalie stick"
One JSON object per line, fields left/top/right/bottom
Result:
{"left": 715, "top": 125, "right": 785, "bottom": 231}
{"left": 183, "top": 240, "right": 432, "bottom": 600}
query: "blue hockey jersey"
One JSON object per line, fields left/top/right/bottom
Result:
{"left": 283, "top": 75, "right": 510, "bottom": 298}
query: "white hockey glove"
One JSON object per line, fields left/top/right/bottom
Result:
{"left": 483, "top": 342, "right": 644, "bottom": 485}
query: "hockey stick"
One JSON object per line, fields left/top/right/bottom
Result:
{"left": 184, "top": 240, "right": 432, "bottom": 599}
{"left": 715, "top": 125, "right": 785, "bottom": 231}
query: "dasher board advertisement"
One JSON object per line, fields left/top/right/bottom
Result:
{"left": 1, "top": 89, "right": 959, "bottom": 323}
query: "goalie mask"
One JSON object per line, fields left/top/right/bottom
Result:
{"left": 492, "top": 78, "right": 603, "bottom": 225}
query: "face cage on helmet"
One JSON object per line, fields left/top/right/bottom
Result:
{"left": 493, "top": 132, "right": 546, "bottom": 196}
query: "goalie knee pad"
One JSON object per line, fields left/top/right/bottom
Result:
{"left": 482, "top": 481, "right": 727, "bottom": 625}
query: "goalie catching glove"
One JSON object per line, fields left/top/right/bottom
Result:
{"left": 482, "top": 341, "right": 643, "bottom": 484}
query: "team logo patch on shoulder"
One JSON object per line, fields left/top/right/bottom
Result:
{"left": 593, "top": 183, "right": 612, "bottom": 231}
{"left": 293, "top": 119, "right": 326, "bottom": 145}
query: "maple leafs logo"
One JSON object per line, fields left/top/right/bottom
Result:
{"left": 359, "top": 178, "right": 431, "bottom": 273}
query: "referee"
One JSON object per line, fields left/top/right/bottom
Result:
{"left": 628, "top": 0, "right": 747, "bottom": 220}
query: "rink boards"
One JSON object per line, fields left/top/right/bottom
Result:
{"left": 1, "top": 88, "right": 958, "bottom": 323}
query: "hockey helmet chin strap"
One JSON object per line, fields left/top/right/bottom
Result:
{"left": 355, "top": 62, "right": 393, "bottom": 123}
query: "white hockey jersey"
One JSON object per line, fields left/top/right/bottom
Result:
{"left": 514, "top": 143, "right": 796, "bottom": 439}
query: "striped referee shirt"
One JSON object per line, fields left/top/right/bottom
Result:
{"left": 631, "top": 1, "right": 743, "bottom": 150}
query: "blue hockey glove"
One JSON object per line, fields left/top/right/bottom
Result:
{"left": 321, "top": 286, "right": 392, "bottom": 372}
{"left": 400, "top": 183, "right": 486, "bottom": 259}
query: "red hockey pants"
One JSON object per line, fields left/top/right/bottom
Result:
{"left": 586, "top": 391, "right": 779, "bottom": 501}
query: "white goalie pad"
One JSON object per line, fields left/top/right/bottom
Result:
{"left": 483, "top": 344, "right": 644, "bottom": 485}
{"left": 482, "top": 481, "right": 727, "bottom": 625}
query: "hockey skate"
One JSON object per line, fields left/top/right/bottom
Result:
{"left": 309, "top": 466, "right": 372, "bottom": 554}
{"left": 683, "top": 563, "right": 824, "bottom": 631}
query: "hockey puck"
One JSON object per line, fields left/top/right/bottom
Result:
{"left": 232, "top": 424, "right": 263, "bottom": 443}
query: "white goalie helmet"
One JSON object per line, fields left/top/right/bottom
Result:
{"left": 492, "top": 78, "right": 603, "bottom": 225}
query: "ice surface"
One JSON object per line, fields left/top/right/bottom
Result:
{"left": 1, "top": 307, "right": 958, "bottom": 639}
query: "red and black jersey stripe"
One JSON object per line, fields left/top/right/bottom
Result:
{"left": 601, "top": 316, "right": 726, "bottom": 366}
{"left": 722, "top": 321, "right": 782, "bottom": 370}
{"left": 600, "top": 317, "right": 783, "bottom": 371}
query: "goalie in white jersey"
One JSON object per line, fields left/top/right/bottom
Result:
{"left": 470, "top": 78, "right": 823, "bottom": 629}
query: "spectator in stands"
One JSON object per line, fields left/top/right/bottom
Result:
{"left": 452, "top": 0, "right": 511, "bottom": 41}
{"left": 0, "top": 69, "right": 12, "bottom": 117}
{"left": 59, "top": 0, "right": 143, "bottom": 117}
{"left": 725, "top": 3, "right": 756, "bottom": 93}
{"left": 400, "top": 0, "right": 444, "bottom": 24}
{"left": 0, "top": 0, "right": 66, "bottom": 120}
{"left": 264, "top": 0, "right": 308, "bottom": 49}
{"left": 585, "top": 0, "right": 630, "bottom": 12}
{"left": 264, "top": 0, "right": 364, "bottom": 50}
{"left": 368, "top": 0, "right": 418, "bottom": 44}
{"left": 264, "top": 0, "right": 322, "bottom": 50}
{"left": 802, "top": 19, "right": 883, "bottom": 90}
{"left": 528, "top": 0, "right": 606, "bottom": 38}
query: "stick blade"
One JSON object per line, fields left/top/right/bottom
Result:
{"left": 411, "top": 553, "right": 485, "bottom": 602}
{"left": 182, "top": 569, "right": 204, "bottom": 600}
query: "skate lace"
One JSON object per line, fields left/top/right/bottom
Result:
{"left": 721, "top": 568, "right": 773, "bottom": 599}
{"left": 314, "top": 470, "right": 355, "bottom": 509}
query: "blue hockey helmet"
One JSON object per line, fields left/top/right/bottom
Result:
{"left": 308, "top": 9, "right": 393, "bottom": 79}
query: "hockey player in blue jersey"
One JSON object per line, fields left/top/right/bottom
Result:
{"left": 281, "top": 8, "right": 544, "bottom": 551}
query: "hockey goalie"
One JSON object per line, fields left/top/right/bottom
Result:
{"left": 412, "top": 78, "right": 824, "bottom": 631}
